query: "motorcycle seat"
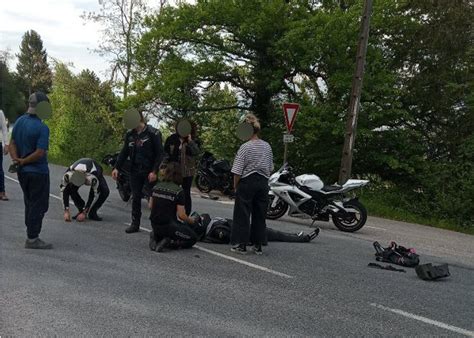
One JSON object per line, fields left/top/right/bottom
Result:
{"left": 321, "top": 184, "right": 342, "bottom": 192}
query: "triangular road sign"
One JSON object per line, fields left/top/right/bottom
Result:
{"left": 283, "top": 102, "right": 300, "bottom": 133}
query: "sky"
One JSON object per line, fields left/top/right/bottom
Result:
{"left": 0, "top": 0, "right": 109, "bottom": 78}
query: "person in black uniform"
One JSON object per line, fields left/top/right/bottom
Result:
{"left": 112, "top": 111, "right": 163, "bottom": 233}
{"left": 149, "top": 162, "right": 198, "bottom": 252}
{"left": 61, "top": 158, "right": 110, "bottom": 222}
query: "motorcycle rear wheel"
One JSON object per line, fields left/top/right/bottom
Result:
{"left": 332, "top": 200, "right": 367, "bottom": 232}
{"left": 266, "top": 195, "right": 289, "bottom": 220}
{"left": 195, "top": 174, "right": 212, "bottom": 193}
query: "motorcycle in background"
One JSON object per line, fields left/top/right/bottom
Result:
{"left": 267, "top": 164, "right": 369, "bottom": 232}
{"left": 102, "top": 153, "right": 151, "bottom": 202}
{"left": 195, "top": 152, "right": 234, "bottom": 197}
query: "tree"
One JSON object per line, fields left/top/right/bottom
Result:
{"left": 16, "top": 30, "right": 52, "bottom": 97}
{"left": 48, "top": 63, "right": 122, "bottom": 164}
{"left": 0, "top": 51, "right": 25, "bottom": 121}
{"left": 82, "top": 0, "right": 159, "bottom": 98}
{"left": 135, "top": 0, "right": 309, "bottom": 121}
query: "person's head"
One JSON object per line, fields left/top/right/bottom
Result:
{"left": 159, "top": 161, "right": 182, "bottom": 185}
{"left": 27, "top": 91, "right": 50, "bottom": 115}
{"left": 64, "top": 170, "right": 86, "bottom": 187}
{"left": 243, "top": 113, "right": 261, "bottom": 135}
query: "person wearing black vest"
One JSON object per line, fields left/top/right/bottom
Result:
{"left": 149, "top": 161, "right": 198, "bottom": 252}
{"left": 112, "top": 112, "right": 163, "bottom": 233}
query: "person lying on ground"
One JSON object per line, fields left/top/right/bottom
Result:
{"left": 190, "top": 213, "right": 320, "bottom": 245}
{"left": 61, "top": 158, "right": 110, "bottom": 222}
{"left": 148, "top": 161, "right": 198, "bottom": 253}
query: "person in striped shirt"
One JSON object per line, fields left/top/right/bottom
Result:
{"left": 230, "top": 113, "right": 274, "bottom": 255}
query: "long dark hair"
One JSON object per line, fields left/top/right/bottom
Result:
{"left": 160, "top": 161, "right": 182, "bottom": 185}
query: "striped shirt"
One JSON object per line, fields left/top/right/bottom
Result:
{"left": 231, "top": 139, "right": 274, "bottom": 179}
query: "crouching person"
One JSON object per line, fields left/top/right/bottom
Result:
{"left": 61, "top": 158, "right": 110, "bottom": 222}
{"left": 149, "top": 162, "right": 197, "bottom": 252}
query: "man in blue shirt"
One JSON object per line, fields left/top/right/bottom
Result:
{"left": 10, "top": 92, "right": 52, "bottom": 249}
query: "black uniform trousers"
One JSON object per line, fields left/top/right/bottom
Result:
{"left": 18, "top": 172, "right": 50, "bottom": 239}
{"left": 152, "top": 221, "right": 197, "bottom": 249}
{"left": 130, "top": 170, "right": 152, "bottom": 226}
{"left": 231, "top": 173, "right": 269, "bottom": 246}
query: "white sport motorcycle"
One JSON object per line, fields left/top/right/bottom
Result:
{"left": 267, "top": 164, "right": 369, "bottom": 232}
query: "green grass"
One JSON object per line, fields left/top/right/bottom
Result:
{"left": 360, "top": 193, "right": 474, "bottom": 235}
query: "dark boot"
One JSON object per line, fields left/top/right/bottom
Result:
{"left": 149, "top": 232, "right": 157, "bottom": 251}
{"left": 125, "top": 223, "right": 140, "bottom": 233}
{"left": 155, "top": 238, "right": 170, "bottom": 252}
{"left": 88, "top": 211, "right": 103, "bottom": 221}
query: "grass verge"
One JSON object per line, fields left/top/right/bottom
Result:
{"left": 360, "top": 192, "right": 474, "bottom": 235}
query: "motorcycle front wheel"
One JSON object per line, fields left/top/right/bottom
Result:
{"left": 195, "top": 174, "right": 212, "bottom": 193}
{"left": 266, "top": 195, "right": 289, "bottom": 220}
{"left": 332, "top": 200, "right": 367, "bottom": 232}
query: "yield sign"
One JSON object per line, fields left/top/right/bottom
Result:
{"left": 282, "top": 102, "right": 300, "bottom": 133}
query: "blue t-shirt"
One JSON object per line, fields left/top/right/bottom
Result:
{"left": 12, "top": 114, "right": 49, "bottom": 174}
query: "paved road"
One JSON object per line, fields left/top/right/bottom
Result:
{"left": 1, "top": 160, "right": 473, "bottom": 336}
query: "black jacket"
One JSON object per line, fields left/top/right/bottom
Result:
{"left": 115, "top": 125, "right": 164, "bottom": 173}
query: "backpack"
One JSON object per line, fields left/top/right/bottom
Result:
{"left": 373, "top": 241, "right": 420, "bottom": 267}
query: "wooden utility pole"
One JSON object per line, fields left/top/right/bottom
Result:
{"left": 338, "top": 0, "right": 373, "bottom": 185}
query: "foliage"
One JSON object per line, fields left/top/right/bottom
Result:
{"left": 47, "top": 63, "right": 122, "bottom": 165}
{"left": 15, "top": 30, "right": 53, "bottom": 98}
{"left": 0, "top": 53, "right": 25, "bottom": 122}
{"left": 82, "top": 0, "right": 158, "bottom": 98}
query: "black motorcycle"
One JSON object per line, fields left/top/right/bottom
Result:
{"left": 102, "top": 153, "right": 151, "bottom": 202}
{"left": 195, "top": 152, "right": 234, "bottom": 197}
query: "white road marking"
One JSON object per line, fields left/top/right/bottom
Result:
{"left": 6, "top": 175, "right": 62, "bottom": 201}
{"left": 131, "top": 223, "right": 294, "bottom": 279}
{"left": 370, "top": 303, "right": 474, "bottom": 337}
{"left": 365, "top": 226, "right": 387, "bottom": 231}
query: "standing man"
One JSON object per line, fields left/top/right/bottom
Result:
{"left": 0, "top": 109, "right": 9, "bottom": 201}
{"left": 61, "top": 158, "right": 110, "bottom": 222}
{"left": 112, "top": 111, "right": 163, "bottom": 233}
{"left": 9, "top": 92, "right": 52, "bottom": 249}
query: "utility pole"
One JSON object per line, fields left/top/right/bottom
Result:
{"left": 338, "top": 0, "right": 373, "bottom": 185}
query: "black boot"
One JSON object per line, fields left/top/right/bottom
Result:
{"left": 149, "top": 231, "right": 157, "bottom": 251}
{"left": 88, "top": 211, "right": 103, "bottom": 221}
{"left": 125, "top": 223, "right": 140, "bottom": 233}
{"left": 155, "top": 238, "right": 170, "bottom": 252}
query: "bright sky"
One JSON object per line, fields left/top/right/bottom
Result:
{"left": 0, "top": 0, "right": 109, "bottom": 78}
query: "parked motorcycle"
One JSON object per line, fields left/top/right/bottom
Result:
{"left": 195, "top": 152, "right": 234, "bottom": 197}
{"left": 267, "top": 164, "right": 369, "bottom": 232}
{"left": 102, "top": 153, "right": 151, "bottom": 202}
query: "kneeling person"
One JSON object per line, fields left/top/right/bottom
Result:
{"left": 149, "top": 162, "right": 197, "bottom": 252}
{"left": 61, "top": 158, "right": 110, "bottom": 222}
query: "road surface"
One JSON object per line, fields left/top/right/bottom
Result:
{"left": 1, "top": 160, "right": 473, "bottom": 336}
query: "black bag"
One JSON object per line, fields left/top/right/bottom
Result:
{"left": 415, "top": 263, "right": 450, "bottom": 281}
{"left": 373, "top": 241, "right": 420, "bottom": 267}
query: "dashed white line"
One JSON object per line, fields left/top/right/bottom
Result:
{"left": 370, "top": 303, "right": 474, "bottom": 337}
{"left": 129, "top": 223, "right": 294, "bottom": 279}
